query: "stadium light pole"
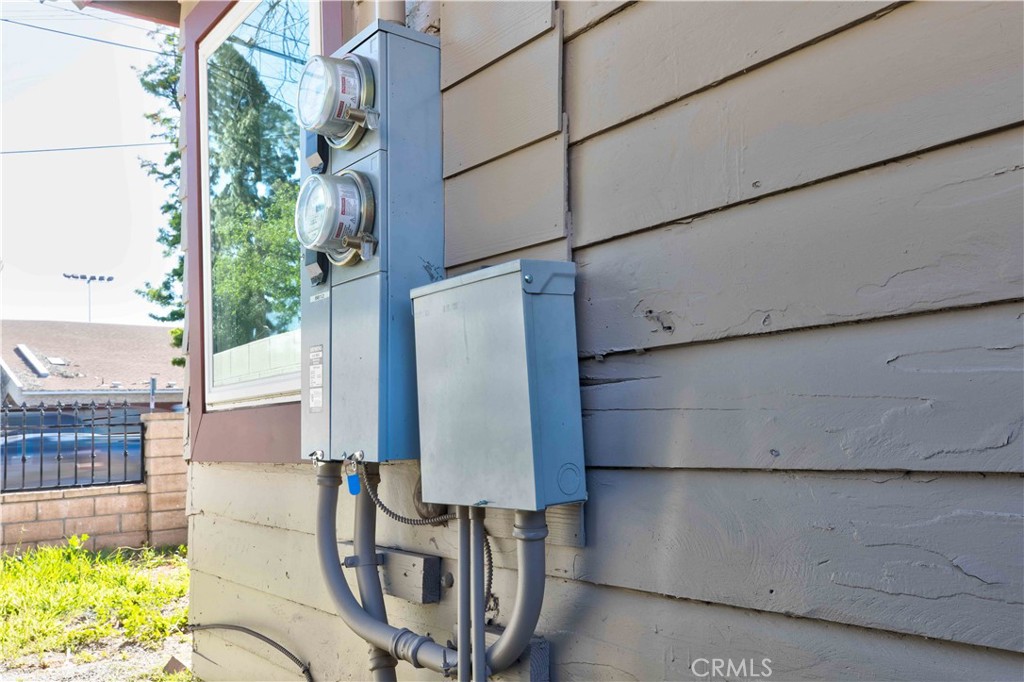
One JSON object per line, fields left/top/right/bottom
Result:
{"left": 62, "top": 273, "right": 114, "bottom": 323}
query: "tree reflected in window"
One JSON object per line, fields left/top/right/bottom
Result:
{"left": 204, "top": 0, "right": 308, "bottom": 391}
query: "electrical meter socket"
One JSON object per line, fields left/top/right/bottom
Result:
{"left": 411, "top": 260, "right": 587, "bottom": 511}
{"left": 300, "top": 21, "right": 443, "bottom": 464}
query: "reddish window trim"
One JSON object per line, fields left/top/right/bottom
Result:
{"left": 183, "top": 1, "right": 345, "bottom": 463}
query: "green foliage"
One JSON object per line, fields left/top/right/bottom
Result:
{"left": 138, "top": 29, "right": 304, "bottom": 357}
{"left": 210, "top": 180, "right": 301, "bottom": 352}
{"left": 135, "top": 31, "right": 185, "bottom": 366}
{"left": 0, "top": 536, "right": 189, "bottom": 664}
{"left": 206, "top": 43, "right": 302, "bottom": 353}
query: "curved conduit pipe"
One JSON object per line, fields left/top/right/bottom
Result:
{"left": 486, "top": 510, "right": 548, "bottom": 673}
{"left": 355, "top": 468, "right": 399, "bottom": 682}
{"left": 317, "top": 463, "right": 458, "bottom": 675}
{"left": 318, "top": 463, "right": 550, "bottom": 679}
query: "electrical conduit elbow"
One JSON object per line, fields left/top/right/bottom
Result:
{"left": 316, "top": 463, "right": 458, "bottom": 676}
{"left": 486, "top": 510, "right": 548, "bottom": 673}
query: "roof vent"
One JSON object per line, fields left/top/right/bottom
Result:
{"left": 110, "top": 381, "right": 123, "bottom": 389}
{"left": 15, "top": 344, "right": 49, "bottom": 378}
{"left": 47, "top": 357, "right": 67, "bottom": 366}
{"left": 166, "top": 381, "right": 178, "bottom": 389}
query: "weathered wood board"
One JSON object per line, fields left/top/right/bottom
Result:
{"left": 574, "top": 129, "right": 1024, "bottom": 354}
{"left": 570, "top": 1, "right": 1024, "bottom": 246}
{"left": 443, "top": 13, "right": 562, "bottom": 177}
{"left": 189, "top": 461, "right": 583, "bottom": 546}
{"left": 193, "top": 641, "right": 300, "bottom": 682}
{"left": 581, "top": 302, "right": 1024, "bottom": 473}
{"left": 190, "top": 466, "right": 1024, "bottom": 651}
{"left": 565, "top": 1, "right": 891, "bottom": 142}
{"left": 440, "top": 1, "right": 553, "bottom": 89}
{"left": 446, "top": 238, "right": 569, "bottom": 277}
{"left": 190, "top": 502, "right": 1024, "bottom": 678}
{"left": 561, "top": 0, "right": 631, "bottom": 40}
{"left": 191, "top": 570, "right": 444, "bottom": 682}
{"left": 445, "top": 133, "right": 566, "bottom": 266}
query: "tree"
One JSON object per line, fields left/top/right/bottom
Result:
{"left": 205, "top": 43, "right": 301, "bottom": 352}
{"left": 136, "top": 31, "right": 185, "bottom": 366}
{"left": 137, "top": 23, "right": 305, "bottom": 361}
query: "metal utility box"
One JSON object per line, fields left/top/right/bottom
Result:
{"left": 300, "top": 22, "right": 443, "bottom": 463}
{"left": 411, "top": 260, "right": 587, "bottom": 511}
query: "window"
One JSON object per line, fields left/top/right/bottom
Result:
{"left": 198, "top": 0, "right": 310, "bottom": 409}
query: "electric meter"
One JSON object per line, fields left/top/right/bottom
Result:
{"left": 297, "top": 54, "right": 377, "bottom": 150}
{"left": 295, "top": 171, "right": 376, "bottom": 266}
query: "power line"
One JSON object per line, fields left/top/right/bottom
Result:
{"left": 31, "top": 2, "right": 173, "bottom": 34}
{"left": 0, "top": 18, "right": 174, "bottom": 56}
{"left": 1, "top": 141, "right": 172, "bottom": 155}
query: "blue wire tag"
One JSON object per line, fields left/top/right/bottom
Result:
{"left": 346, "top": 464, "right": 361, "bottom": 496}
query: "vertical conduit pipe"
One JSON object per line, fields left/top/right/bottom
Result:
{"left": 470, "top": 507, "right": 487, "bottom": 680}
{"left": 316, "top": 463, "right": 458, "bottom": 675}
{"left": 457, "top": 507, "right": 471, "bottom": 682}
{"left": 355, "top": 469, "right": 399, "bottom": 682}
{"left": 486, "top": 511, "right": 548, "bottom": 672}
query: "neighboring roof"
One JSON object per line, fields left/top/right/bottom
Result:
{"left": 0, "top": 320, "right": 184, "bottom": 396}
{"left": 71, "top": 0, "right": 180, "bottom": 28}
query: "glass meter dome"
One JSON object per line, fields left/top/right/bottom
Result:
{"left": 295, "top": 171, "right": 376, "bottom": 266}
{"left": 296, "top": 54, "right": 376, "bottom": 150}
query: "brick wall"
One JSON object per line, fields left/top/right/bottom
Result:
{"left": 0, "top": 413, "right": 188, "bottom": 553}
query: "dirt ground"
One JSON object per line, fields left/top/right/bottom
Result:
{"left": 0, "top": 633, "right": 192, "bottom": 682}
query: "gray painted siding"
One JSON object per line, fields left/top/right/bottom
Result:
{"left": 190, "top": 1, "right": 1024, "bottom": 679}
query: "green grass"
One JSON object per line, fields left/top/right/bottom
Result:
{"left": 0, "top": 535, "right": 189, "bottom": 664}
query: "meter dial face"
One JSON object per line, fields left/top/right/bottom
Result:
{"left": 295, "top": 54, "right": 374, "bottom": 150}
{"left": 295, "top": 172, "right": 375, "bottom": 267}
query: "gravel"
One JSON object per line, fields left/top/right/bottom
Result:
{"left": 0, "top": 635, "right": 192, "bottom": 682}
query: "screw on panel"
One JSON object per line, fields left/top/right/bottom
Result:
{"left": 523, "top": 275, "right": 533, "bottom": 283}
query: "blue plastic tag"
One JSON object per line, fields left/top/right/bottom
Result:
{"left": 347, "top": 471, "right": 361, "bottom": 496}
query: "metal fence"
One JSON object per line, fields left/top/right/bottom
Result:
{"left": 0, "top": 401, "right": 144, "bottom": 493}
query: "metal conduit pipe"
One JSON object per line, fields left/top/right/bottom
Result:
{"left": 469, "top": 507, "right": 487, "bottom": 681}
{"left": 354, "top": 469, "right": 399, "bottom": 682}
{"left": 316, "top": 463, "right": 458, "bottom": 676}
{"left": 486, "top": 511, "right": 548, "bottom": 673}
{"left": 457, "top": 507, "right": 471, "bottom": 682}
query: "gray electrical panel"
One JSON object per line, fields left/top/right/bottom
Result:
{"left": 300, "top": 22, "right": 442, "bottom": 463}
{"left": 411, "top": 260, "right": 588, "bottom": 511}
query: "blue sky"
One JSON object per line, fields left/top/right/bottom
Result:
{"left": 1, "top": 0, "right": 178, "bottom": 326}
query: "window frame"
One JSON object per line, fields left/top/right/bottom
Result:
{"left": 197, "top": 0, "right": 309, "bottom": 411}
{"left": 183, "top": 0, "right": 341, "bottom": 462}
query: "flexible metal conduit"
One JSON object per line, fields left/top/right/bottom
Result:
{"left": 317, "top": 463, "right": 458, "bottom": 675}
{"left": 470, "top": 507, "right": 487, "bottom": 681}
{"left": 355, "top": 469, "right": 399, "bottom": 682}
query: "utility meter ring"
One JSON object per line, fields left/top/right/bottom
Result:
{"left": 295, "top": 170, "right": 376, "bottom": 267}
{"left": 297, "top": 54, "right": 376, "bottom": 150}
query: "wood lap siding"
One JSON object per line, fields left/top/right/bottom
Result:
{"left": 569, "top": 1, "right": 1024, "bottom": 247}
{"left": 581, "top": 303, "right": 1024, "bottom": 473}
{"left": 550, "top": 0, "right": 1024, "bottom": 660}
{"left": 192, "top": 1, "right": 1024, "bottom": 678}
{"left": 444, "top": 133, "right": 568, "bottom": 265}
{"left": 441, "top": 4, "right": 567, "bottom": 267}
{"left": 575, "top": 128, "right": 1024, "bottom": 355}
